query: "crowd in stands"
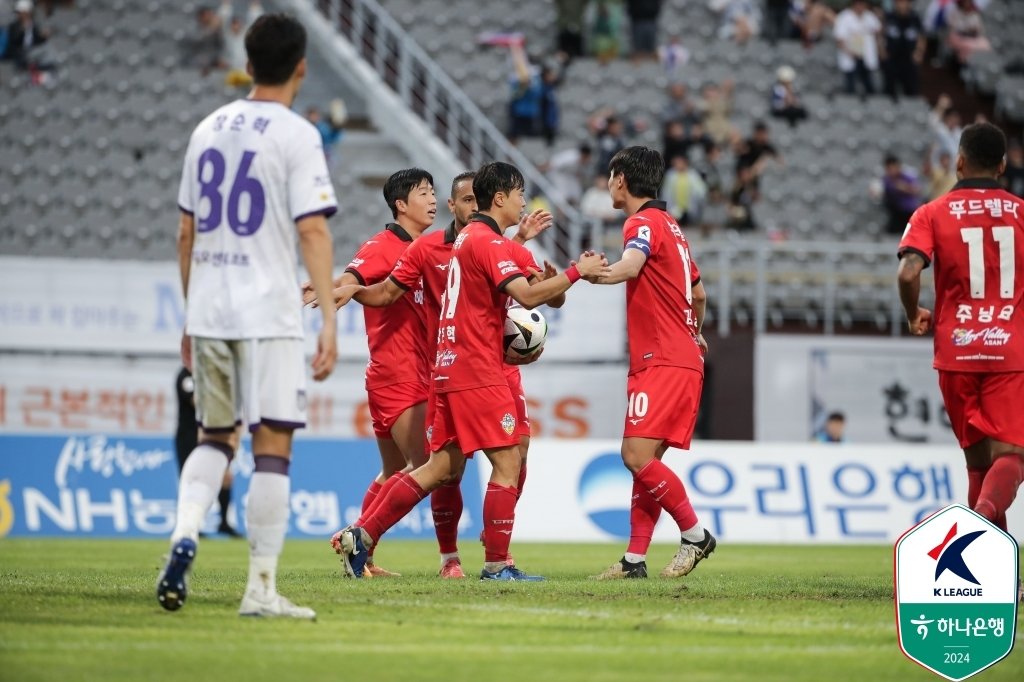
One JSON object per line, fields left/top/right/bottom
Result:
{"left": 0, "top": 0, "right": 62, "bottom": 81}
{"left": 493, "top": 0, "right": 1022, "bottom": 241}
{"left": 179, "top": 0, "right": 262, "bottom": 85}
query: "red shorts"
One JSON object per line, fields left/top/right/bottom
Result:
{"left": 428, "top": 384, "right": 519, "bottom": 455}
{"left": 505, "top": 368, "right": 532, "bottom": 439}
{"left": 367, "top": 381, "right": 428, "bottom": 439}
{"left": 938, "top": 370, "right": 1024, "bottom": 448}
{"left": 624, "top": 366, "right": 703, "bottom": 450}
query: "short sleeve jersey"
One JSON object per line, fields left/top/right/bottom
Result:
{"left": 390, "top": 222, "right": 458, "bottom": 359}
{"left": 623, "top": 200, "right": 704, "bottom": 376}
{"left": 898, "top": 178, "right": 1024, "bottom": 372}
{"left": 432, "top": 215, "right": 527, "bottom": 393}
{"left": 345, "top": 224, "right": 429, "bottom": 389}
{"left": 178, "top": 99, "right": 337, "bottom": 339}
{"left": 502, "top": 239, "right": 541, "bottom": 380}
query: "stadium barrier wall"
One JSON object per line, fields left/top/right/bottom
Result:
{"left": 0, "top": 256, "right": 625, "bottom": 360}
{"left": 2, "top": 436, "right": 1021, "bottom": 544}
{"left": 756, "top": 334, "right": 952, "bottom": 444}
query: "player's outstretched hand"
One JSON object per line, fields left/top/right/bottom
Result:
{"left": 907, "top": 308, "right": 933, "bottom": 336}
{"left": 516, "top": 209, "right": 553, "bottom": 242}
{"left": 300, "top": 280, "right": 317, "bottom": 306}
{"left": 180, "top": 331, "right": 192, "bottom": 372}
{"left": 312, "top": 325, "right": 337, "bottom": 381}
{"left": 575, "top": 250, "right": 610, "bottom": 282}
{"left": 506, "top": 346, "right": 544, "bottom": 366}
{"left": 332, "top": 285, "right": 362, "bottom": 310}
{"left": 527, "top": 260, "right": 559, "bottom": 282}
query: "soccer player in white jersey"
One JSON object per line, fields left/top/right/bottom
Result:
{"left": 157, "top": 13, "right": 338, "bottom": 619}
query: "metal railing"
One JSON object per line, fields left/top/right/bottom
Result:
{"left": 313, "top": 0, "right": 599, "bottom": 260}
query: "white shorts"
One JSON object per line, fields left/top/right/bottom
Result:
{"left": 191, "top": 337, "right": 307, "bottom": 433}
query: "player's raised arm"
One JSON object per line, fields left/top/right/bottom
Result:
{"left": 503, "top": 251, "right": 607, "bottom": 309}
{"left": 297, "top": 213, "right": 337, "bottom": 380}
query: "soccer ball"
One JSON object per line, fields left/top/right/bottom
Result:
{"left": 503, "top": 306, "right": 548, "bottom": 360}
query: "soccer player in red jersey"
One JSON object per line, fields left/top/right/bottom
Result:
{"left": 333, "top": 161, "right": 608, "bottom": 580}
{"left": 317, "top": 168, "right": 436, "bottom": 577}
{"left": 592, "top": 146, "right": 717, "bottom": 580}
{"left": 898, "top": 123, "right": 1024, "bottom": 542}
{"left": 327, "top": 172, "right": 558, "bottom": 578}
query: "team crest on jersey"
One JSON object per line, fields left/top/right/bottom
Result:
{"left": 501, "top": 413, "right": 516, "bottom": 435}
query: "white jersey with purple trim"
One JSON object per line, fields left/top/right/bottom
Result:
{"left": 178, "top": 99, "right": 338, "bottom": 340}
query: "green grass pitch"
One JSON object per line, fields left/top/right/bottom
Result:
{"left": 0, "top": 539, "right": 1020, "bottom": 682}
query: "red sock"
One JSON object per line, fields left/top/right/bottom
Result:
{"left": 360, "top": 480, "right": 383, "bottom": 516}
{"left": 515, "top": 462, "right": 527, "bottom": 502}
{"left": 634, "top": 459, "right": 698, "bottom": 533}
{"left": 483, "top": 482, "right": 518, "bottom": 563}
{"left": 975, "top": 454, "right": 1024, "bottom": 523}
{"left": 967, "top": 465, "right": 989, "bottom": 509}
{"left": 357, "top": 471, "right": 403, "bottom": 526}
{"left": 627, "top": 478, "right": 663, "bottom": 555}
{"left": 361, "top": 473, "right": 428, "bottom": 543}
{"left": 431, "top": 482, "right": 463, "bottom": 554}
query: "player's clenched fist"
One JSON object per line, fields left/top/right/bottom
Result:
{"left": 907, "top": 308, "right": 933, "bottom": 336}
{"left": 575, "top": 250, "right": 610, "bottom": 281}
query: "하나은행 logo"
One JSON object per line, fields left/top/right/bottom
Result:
{"left": 894, "top": 504, "right": 1018, "bottom": 681}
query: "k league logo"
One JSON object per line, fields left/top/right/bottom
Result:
{"left": 895, "top": 504, "right": 1019, "bottom": 681}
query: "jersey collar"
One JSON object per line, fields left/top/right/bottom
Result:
{"left": 385, "top": 223, "right": 415, "bottom": 242}
{"left": 637, "top": 200, "right": 668, "bottom": 213}
{"left": 952, "top": 177, "right": 1002, "bottom": 191}
{"left": 469, "top": 212, "right": 503, "bottom": 236}
{"left": 444, "top": 221, "right": 459, "bottom": 244}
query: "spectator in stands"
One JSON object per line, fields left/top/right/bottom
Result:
{"left": 3, "top": 0, "right": 52, "bottom": 72}
{"left": 710, "top": 0, "right": 762, "bottom": 45}
{"left": 221, "top": 0, "right": 262, "bottom": 88}
{"left": 545, "top": 143, "right": 593, "bottom": 206}
{"left": 658, "top": 36, "right": 689, "bottom": 74}
{"left": 580, "top": 175, "right": 620, "bottom": 227}
{"left": 923, "top": 147, "right": 957, "bottom": 199}
{"left": 791, "top": 0, "right": 836, "bottom": 48}
{"left": 815, "top": 411, "right": 846, "bottom": 443}
{"left": 660, "top": 82, "right": 702, "bottom": 133}
{"left": 882, "top": 0, "right": 925, "bottom": 101}
{"left": 507, "top": 41, "right": 543, "bottom": 145}
{"left": 727, "top": 165, "right": 759, "bottom": 231}
{"left": 834, "top": 0, "right": 881, "bottom": 97}
{"left": 928, "top": 93, "right": 962, "bottom": 164}
{"left": 662, "top": 155, "right": 707, "bottom": 225}
{"left": 538, "top": 62, "right": 562, "bottom": 147}
{"left": 555, "top": 0, "right": 586, "bottom": 57}
{"left": 695, "top": 145, "right": 727, "bottom": 234}
{"left": 699, "top": 79, "right": 739, "bottom": 148}
{"left": 881, "top": 153, "right": 923, "bottom": 235}
{"left": 945, "top": 0, "right": 991, "bottom": 64}
{"left": 587, "top": 0, "right": 623, "bottom": 64}
{"left": 180, "top": 4, "right": 224, "bottom": 75}
{"left": 307, "top": 99, "right": 348, "bottom": 166}
{"left": 770, "top": 65, "right": 808, "bottom": 128}
{"left": 626, "top": 0, "right": 661, "bottom": 62}
{"left": 1002, "top": 143, "right": 1024, "bottom": 198}
{"left": 594, "top": 114, "right": 627, "bottom": 175}
{"left": 764, "top": 0, "right": 794, "bottom": 45}
{"left": 735, "top": 121, "right": 782, "bottom": 187}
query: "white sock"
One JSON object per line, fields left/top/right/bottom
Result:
{"left": 440, "top": 552, "right": 460, "bottom": 566}
{"left": 245, "top": 471, "right": 290, "bottom": 598}
{"left": 624, "top": 552, "right": 646, "bottom": 564}
{"left": 171, "top": 444, "right": 230, "bottom": 544}
{"left": 681, "top": 522, "right": 706, "bottom": 544}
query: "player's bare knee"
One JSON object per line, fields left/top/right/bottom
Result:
{"left": 252, "top": 423, "right": 293, "bottom": 457}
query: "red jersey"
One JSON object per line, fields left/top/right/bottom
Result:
{"left": 390, "top": 222, "right": 458, "bottom": 358}
{"left": 345, "top": 224, "right": 429, "bottom": 390}
{"left": 898, "top": 178, "right": 1024, "bottom": 372}
{"left": 433, "top": 215, "right": 527, "bottom": 393}
{"left": 502, "top": 240, "right": 540, "bottom": 380}
{"left": 623, "top": 200, "right": 704, "bottom": 376}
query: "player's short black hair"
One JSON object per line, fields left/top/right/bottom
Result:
{"left": 827, "top": 411, "right": 846, "bottom": 422}
{"left": 245, "top": 13, "right": 307, "bottom": 86}
{"left": 884, "top": 153, "right": 900, "bottom": 166}
{"left": 473, "top": 162, "right": 525, "bottom": 211}
{"left": 450, "top": 171, "right": 476, "bottom": 199}
{"left": 608, "top": 146, "right": 664, "bottom": 200}
{"left": 383, "top": 168, "right": 434, "bottom": 218}
{"left": 959, "top": 122, "right": 1007, "bottom": 173}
